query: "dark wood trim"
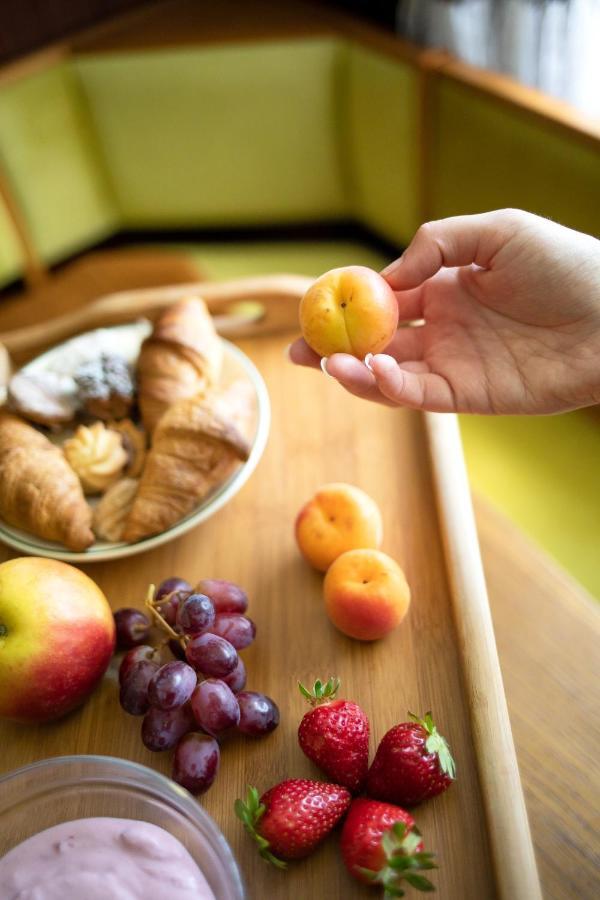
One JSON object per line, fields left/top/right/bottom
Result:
{"left": 70, "top": 0, "right": 430, "bottom": 65}
{"left": 0, "top": 45, "right": 68, "bottom": 88}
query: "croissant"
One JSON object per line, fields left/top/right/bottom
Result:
{"left": 136, "top": 297, "right": 222, "bottom": 433}
{"left": 122, "top": 393, "right": 250, "bottom": 543}
{"left": 210, "top": 379, "right": 256, "bottom": 443}
{"left": 0, "top": 413, "right": 94, "bottom": 550}
{"left": 93, "top": 477, "right": 139, "bottom": 542}
{"left": 109, "top": 418, "right": 147, "bottom": 478}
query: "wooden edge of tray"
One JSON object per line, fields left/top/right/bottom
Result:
{"left": 424, "top": 411, "right": 542, "bottom": 900}
{"left": 0, "top": 274, "right": 313, "bottom": 361}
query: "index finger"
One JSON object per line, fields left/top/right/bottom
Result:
{"left": 382, "top": 210, "right": 516, "bottom": 290}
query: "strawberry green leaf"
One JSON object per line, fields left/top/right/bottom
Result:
{"left": 383, "top": 886, "right": 406, "bottom": 898}
{"left": 260, "top": 848, "right": 287, "bottom": 870}
{"left": 404, "top": 873, "right": 435, "bottom": 891}
{"left": 234, "top": 787, "right": 287, "bottom": 870}
{"left": 298, "top": 676, "right": 340, "bottom": 706}
{"left": 298, "top": 681, "right": 314, "bottom": 702}
{"left": 425, "top": 730, "right": 456, "bottom": 779}
{"left": 409, "top": 710, "right": 456, "bottom": 779}
{"left": 401, "top": 831, "right": 422, "bottom": 856}
{"left": 412, "top": 853, "right": 437, "bottom": 870}
{"left": 382, "top": 829, "right": 400, "bottom": 858}
{"left": 355, "top": 866, "right": 379, "bottom": 882}
{"left": 370, "top": 820, "right": 437, "bottom": 896}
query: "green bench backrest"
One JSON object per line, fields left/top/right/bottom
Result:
{"left": 0, "top": 61, "right": 118, "bottom": 276}
{"left": 74, "top": 40, "right": 349, "bottom": 228}
{"left": 345, "top": 44, "right": 420, "bottom": 247}
{"left": 431, "top": 78, "right": 599, "bottom": 236}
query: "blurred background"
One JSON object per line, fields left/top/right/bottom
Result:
{"left": 0, "top": 0, "right": 598, "bottom": 596}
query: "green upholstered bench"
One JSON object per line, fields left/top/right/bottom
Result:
{"left": 1, "top": 23, "right": 599, "bottom": 287}
{"left": 0, "top": 5, "right": 598, "bottom": 597}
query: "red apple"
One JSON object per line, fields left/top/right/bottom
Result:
{"left": 0, "top": 557, "right": 115, "bottom": 722}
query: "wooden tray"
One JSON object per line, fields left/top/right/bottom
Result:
{"left": 0, "top": 311, "right": 540, "bottom": 898}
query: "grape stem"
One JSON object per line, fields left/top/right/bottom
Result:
{"left": 144, "top": 584, "right": 188, "bottom": 648}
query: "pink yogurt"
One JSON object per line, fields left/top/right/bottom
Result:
{"left": 0, "top": 817, "right": 216, "bottom": 899}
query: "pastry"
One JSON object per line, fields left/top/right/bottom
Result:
{"left": 0, "top": 412, "right": 94, "bottom": 551}
{"left": 109, "top": 418, "right": 147, "bottom": 478}
{"left": 75, "top": 353, "right": 134, "bottom": 420}
{"left": 211, "top": 378, "right": 256, "bottom": 443}
{"left": 122, "top": 392, "right": 250, "bottom": 543}
{"left": 93, "top": 477, "right": 139, "bottom": 542}
{"left": 63, "top": 422, "right": 128, "bottom": 494}
{"left": 136, "top": 297, "right": 222, "bottom": 433}
{"left": 7, "top": 371, "right": 79, "bottom": 427}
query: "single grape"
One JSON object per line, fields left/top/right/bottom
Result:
{"left": 148, "top": 661, "right": 197, "bottom": 710}
{"left": 208, "top": 613, "right": 256, "bottom": 649}
{"left": 156, "top": 588, "right": 190, "bottom": 627}
{"left": 168, "top": 638, "right": 187, "bottom": 661}
{"left": 141, "top": 703, "right": 195, "bottom": 752}
{"left": 114, "top": 608, "right": 151, "bottom": 650}
{"left": 155, "top": 577, "right": 192, "bottom": 602}
{"left": 119, "top": 645, "right": 161, "bottom": 685}
{"left": 190, "top": 679, "right": 240, "bottom": 737}
{"left": 119, "top": 660, "right": 160, "bottom": 716}
{"left": 185, "top": 633, "right": 238, "bottom": 677}
{"left": 176, "top": 593, "right": 215, "bottom": 635}
{"left": 172, "top": 732, "right": 220, "bottom": 794}
{"left": 157, "top": 595, "right": 179, "bottom": 627}
{"left": 237, "top": 691, "right": 280, "bottom": 737}
{"left": 222, "top": 657, "right": 247, "bottom": 694}
{"left": 195, "top": 579, "right": 248, "bottom": 614}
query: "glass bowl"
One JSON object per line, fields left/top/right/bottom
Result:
{"left": 0, "top": 755, "right": 244, "bottom": 899}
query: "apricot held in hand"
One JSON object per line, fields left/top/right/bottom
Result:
{"left": 299, "top": 266, "right": 399, "bottom": 359}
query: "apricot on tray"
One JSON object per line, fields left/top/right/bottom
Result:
{"left": 295, "top": 483, "right": 383, "bottom": 572}
{"left": 324, "top": 548, "right": 411, "bottom": 641}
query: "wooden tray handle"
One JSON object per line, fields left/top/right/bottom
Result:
{"left": 425, "top": 412, "right": 542, "bottom": 900}
{"left": 0, "top": 273, "right": 313, "bottom": 358}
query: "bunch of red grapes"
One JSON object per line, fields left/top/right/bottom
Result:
{"left": 114, "top": 577, "right": 279, "bottom": 795}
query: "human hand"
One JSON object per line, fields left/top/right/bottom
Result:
{"left": 289, "top": 209, "right": 600, "bottom": 414}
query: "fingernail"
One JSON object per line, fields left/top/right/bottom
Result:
{"left": 320, "top": 357, "right": 331, "bottom": 376}
{"left": 381, "top": 255, "right": 403, "bottom": 277}
{"left": 364, "top": 353, "right": 374, "bottom": 372}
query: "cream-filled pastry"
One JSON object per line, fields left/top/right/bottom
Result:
{"left": 63, "top": 422, "right": 128, "bottom": 494}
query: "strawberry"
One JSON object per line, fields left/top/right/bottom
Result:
{"left": 367, "top": 712, "right": 455, "bottom": 806}
{"left": 297, "top": 676, "right": 369, "bottom": 793}
{"left": 234, "top": 779, "right": 351, "bottom": 866}
{"left": 340, "top": 798, "right": 436, "bottom": 896}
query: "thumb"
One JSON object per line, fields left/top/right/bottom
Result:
{"left": 382, "top": 210, "right": 515, "bottom": 290}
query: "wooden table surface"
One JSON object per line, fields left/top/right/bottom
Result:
{"left": 0, "top": 329, "right": 598, "bottom": 900}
